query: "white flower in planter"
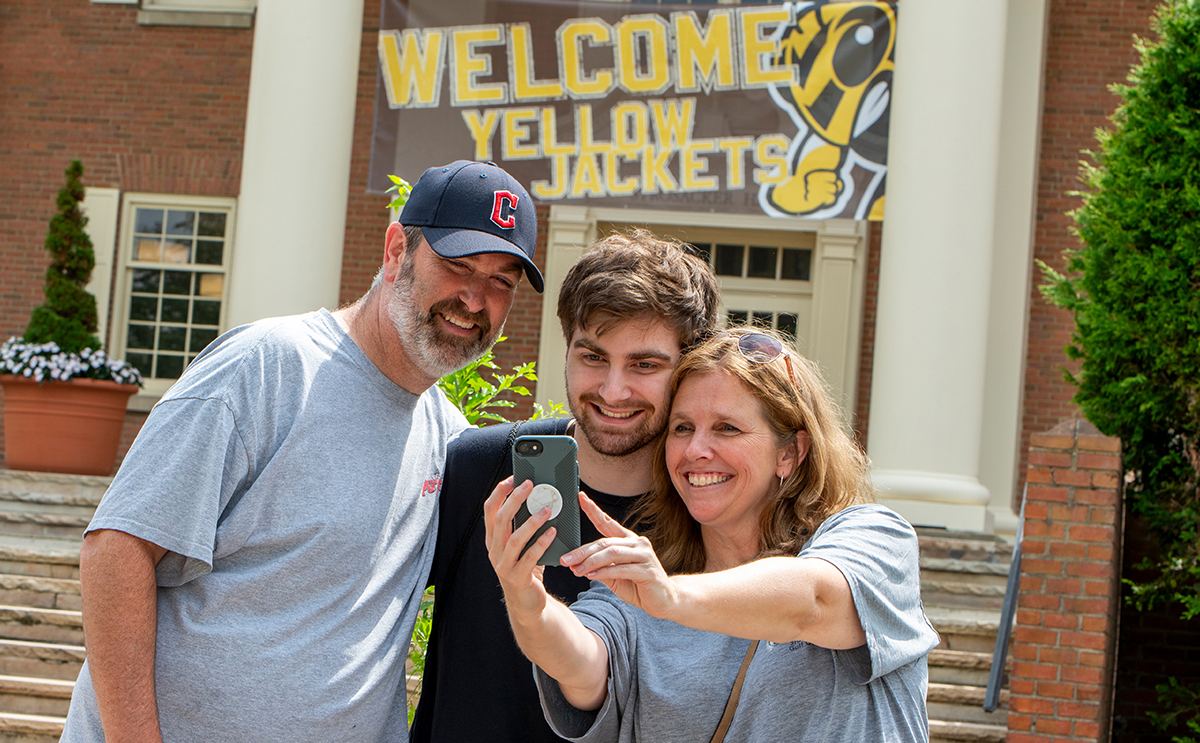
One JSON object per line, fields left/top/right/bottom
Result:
{"left": 0, "top": 338, "right": 143, "bottom": 387}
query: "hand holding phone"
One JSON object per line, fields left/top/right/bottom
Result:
{"left": 512, "top": 435, "right": 581, "bottom": 566}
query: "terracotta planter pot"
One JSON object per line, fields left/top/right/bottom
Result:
{"left": 0, "top": 375, "right": 138, "bottom": 476}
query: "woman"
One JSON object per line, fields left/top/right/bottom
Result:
{"left": 484, "top": 328, "right": 939, "bottom": 742}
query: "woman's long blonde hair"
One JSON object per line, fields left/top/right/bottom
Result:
{"left": 631, "top": 327, "right": 872, "bottom": 574}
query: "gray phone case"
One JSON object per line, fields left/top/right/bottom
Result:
{"left": 512, "top": 435, "right": 581, "bottom": 566}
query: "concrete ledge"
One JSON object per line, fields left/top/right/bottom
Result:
{"left": 137, "top": 9, "right": 252, "bottom": 27}
{"left": 878, "top": 498, "right": 991, "bottom": 532}
{"left": 928, "top": 719, "right": 1007, "bottom": 743}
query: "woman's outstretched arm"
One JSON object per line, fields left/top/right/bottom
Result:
{"left": 484, "top": 477, "right": 610, "bottom": 710}
{"left": 561, "top": 494, "right": 867, "bottom": 650}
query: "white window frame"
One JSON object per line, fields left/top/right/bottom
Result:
{"left": 112, "top": 193, "right": 237, "bottom": 401}
{"left": 81, "top": 188, "right": 122, "bottom": 349}
{"left": 601, "top": 222, "right": 818, "bottom": 344}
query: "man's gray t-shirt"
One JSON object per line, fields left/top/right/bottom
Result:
{"left": 536, "top": 504, "right": 940, "bottom": 743}
{"left": 62, "top": 309, "right": 469, "bottom": 743}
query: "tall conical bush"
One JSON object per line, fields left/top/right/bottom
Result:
{"left": 23, "top": 160, "right": 101, "bottom": 354}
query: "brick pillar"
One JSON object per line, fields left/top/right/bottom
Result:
{"left": 1007, "top": 419, "right": 1123, "bottom": 743}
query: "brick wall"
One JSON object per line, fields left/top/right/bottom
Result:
{"left": 0, "top": 0, "right": 252, "bottom": 340}
{"left": 1020, "top": 0, "right": 1159, "bottom": 497}
{"left": 0, "top": 0, "right": 253, "bottom": 472}
{"left": 852, "top": 220, "right": 881, "bottom": 447}
{"left": 1008, "top": 419, "right": 1123, "bottom": 742}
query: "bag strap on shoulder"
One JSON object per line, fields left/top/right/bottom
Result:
{"left": 709, "top": 639, "right": 759, "bottom": 743}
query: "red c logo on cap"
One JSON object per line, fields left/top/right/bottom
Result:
{"left": 491, "top": 191, "right": 518, "bottom": 229}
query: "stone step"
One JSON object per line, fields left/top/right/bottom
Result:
{"left": 927, "top": 606, "right": 1002, "bottom": 654}
{"left": 0, "top": 537, "right": 82, "bottom": 581}
{"left": 0, "top": 471, "right": 102, "bottom": 544}
{"left": 0, "top": 711, "right": 64, "bottom": 743}
{"left": 0, "top": 575, "right": 81, "bottom": 613}
{"left": 0, "top": 607, "right": 83, "bottom": 646}
{"left": 917, "top": 528, "right": 1013, "bottom": 563}
{"left": 928, "top": 719, "right": 1007, "bottom": 743}
{"left": 927, "top": 682, "right": 1008, "bottom": 725}
{"left": 920, "top": 555, "right": 1010, "bottom": 612}
{"left": 0, "top": 472, "right": 108, "bottom": 510}
{"left": 0, "top": 676, "right": 73, "bottom": 718}
{"left": 0, "top": 640, "right": 85, "bottom": 682}
{"left": 921, "top": 558, "right": 1011, "bottom": 580}
{"left": 922, "top": 576, "right": 1007, "bottom": 611}
{"left": 0, "top": 506, "right": 92, "bottom": 542}
{"left": 917, "top": 528, "right": 1013, "bottom": 625}
{"left": 928, "top": 649, "right": 1007, "bottom": 687}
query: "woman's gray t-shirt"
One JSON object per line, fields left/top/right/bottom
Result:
{"left": 536, "top": 504, "right": 940, "bottom": 743}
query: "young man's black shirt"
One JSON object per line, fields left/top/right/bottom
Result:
{"left": 411, "top": 418, "right": 642, "bottom": 743}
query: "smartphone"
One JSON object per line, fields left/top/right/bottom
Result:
{"left": 512, "top": 435, "right": 581, "bottom": 566}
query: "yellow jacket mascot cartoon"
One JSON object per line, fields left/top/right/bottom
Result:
{"left": 762, "top": 2, "right": 895, "bottom": 220}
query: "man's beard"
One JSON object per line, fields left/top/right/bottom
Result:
{"left": 567, "top": 385, "right": 668, "bottom": 458}
{"left": 388, "top": 253, "right": 502, "bottom": 380}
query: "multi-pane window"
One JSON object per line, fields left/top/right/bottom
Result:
{"left": 687, "top": 240, "right": 811, "bottom": 339}
{"left": 687, "top": 242, "right": 812, "bottom": 282}
{"left": 114, "top": 197, "right": 234, "bottom": 388}
{"left": 722, "top": 307, "right": 801, "bottom": 339}
{"left": 599, "top": 222, "right": 816, "bottom": 346}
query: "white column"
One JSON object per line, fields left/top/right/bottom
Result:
{"left": 867, "top": 0, "right": 1009, "bottom": 531}
{"left": 535, "top": 206, "right": 597, "bottom": 411}
{"left": 980, "top": 0, "right": 1050, "bottom": 538}
{"left": 226, "top": 0, "right": 365, "bottom": 328}
{"left": 809, "top": 219, "right": 867, "bottom": 416}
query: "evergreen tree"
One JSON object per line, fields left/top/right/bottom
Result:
{"left": 23, "top": 160, "right": 102, "bottom": 354}
{"left": 1042, "top": 3, "right": 1200, "bottom": 737}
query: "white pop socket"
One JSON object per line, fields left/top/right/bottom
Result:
{"left": 527, "top": 484, "right": 563, "bottom": 519}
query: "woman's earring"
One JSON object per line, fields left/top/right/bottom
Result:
{"left": 779, "top": 475, "right": 785, "bottom": 487}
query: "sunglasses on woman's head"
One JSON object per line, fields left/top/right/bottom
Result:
{"left": 733, "top": 331, "right": 800, "bottom": 391}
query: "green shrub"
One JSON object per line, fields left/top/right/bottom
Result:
{"left": 23, "top": 161, "right": 102, "bottom": 354}
{"left": 1041, "top": 2, "right": 1200, "bottom": 738}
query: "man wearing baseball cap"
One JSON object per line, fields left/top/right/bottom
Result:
{"left": 64, "top": 161, "right": 542, "bottom": 743}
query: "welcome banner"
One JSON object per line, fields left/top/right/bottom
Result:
{"left": 369, "top": 0, "right": 895, "bottom": 220}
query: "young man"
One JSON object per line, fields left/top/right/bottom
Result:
{"left": 63, "top": 161, "right": 542, "bottom": 743}
{"left": 410, "top": 229, "right": 720, "bottom": 742}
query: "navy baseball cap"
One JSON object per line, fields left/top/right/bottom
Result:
{"left": 399, "top": 161, "right": 544, "bottom": 293}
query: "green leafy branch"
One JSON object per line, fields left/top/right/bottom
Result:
{"left": 386, "top": 175, "right": 412, "bottom": 210}
{"left": 1148, "top": 677, "right": 1200, "bottom": 743}
{"left": 404, "top": 587, "right": 434, "bottom": 725}
{"left": 436, "top": 337, "right": 565, "bottom": 425}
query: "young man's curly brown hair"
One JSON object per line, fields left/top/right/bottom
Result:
{"left": 556, "top": 229, "right": 719, "bottom": 346}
